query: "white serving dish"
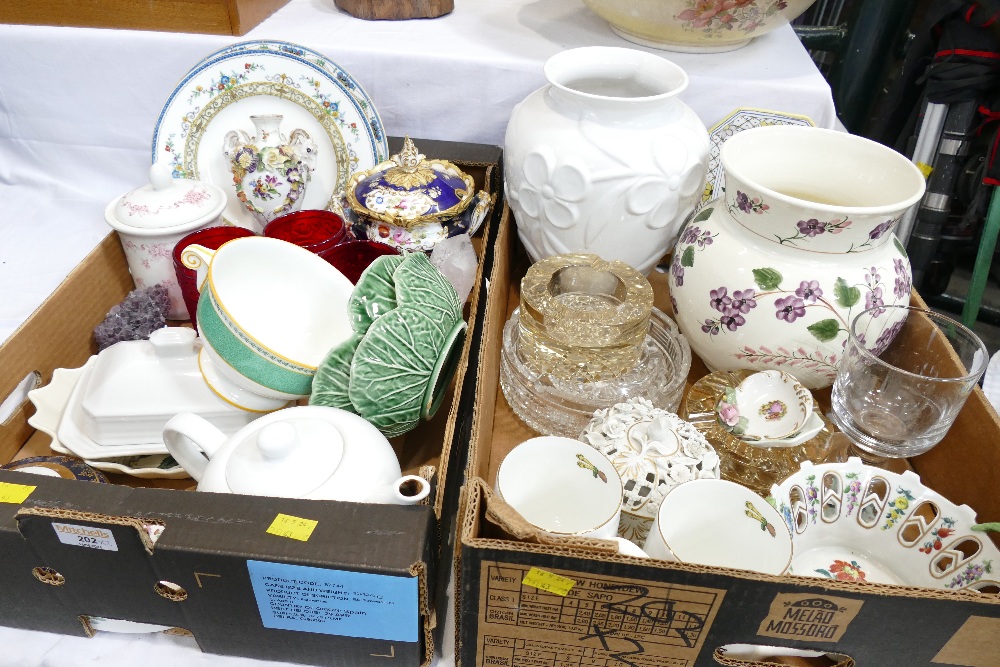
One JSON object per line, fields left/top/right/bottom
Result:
{"left": 28, "top": 361, "right": 186, "bottom": 478}
{"left": 80, "top": 328, "right": 260, "bottom": 447}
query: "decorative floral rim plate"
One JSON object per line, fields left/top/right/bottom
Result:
{"left": 681, "top": 369, "right": 849, "bottom": 496}
{"left": 152, "top": 41, "right": 387, "bottom": 231}
{"left": 697, "top": 107, "right": 814, "bottom": 212}
{"left": 27, "top": 360, "right": 186, "bottom": 478}
{"left": 1, "top": 455, "right": 109, "bottom": 483}
{"left": 770, "top": 458, "right": 1000, "bottom": 592}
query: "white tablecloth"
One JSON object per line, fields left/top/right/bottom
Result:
{"left": 0, "top": 0, "right": 836, "bottom": 664}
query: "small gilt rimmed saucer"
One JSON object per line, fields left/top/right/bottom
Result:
{"left": 681, "top": 369, "right": 849, "bottom": 497}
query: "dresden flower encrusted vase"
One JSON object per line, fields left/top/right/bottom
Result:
{"left": 668, "top": 126, "right": 926, "bottom": 389}
{"left": 223, "top": 114, "right": 318, "bottom": 228}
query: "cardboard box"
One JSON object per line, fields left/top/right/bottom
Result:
{"left": 0, "top": 0, "right": 290, "bottom": 36}
{"left": 456, "top": 207, "right": 1000, "bottom": 667}
{"left": 0, "top": 139, "right": 503, "bottom": 666}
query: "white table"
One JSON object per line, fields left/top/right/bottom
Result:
{"left": 0, "top": 1, "right": 836, "bottom": 664}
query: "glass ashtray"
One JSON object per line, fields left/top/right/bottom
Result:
{"left": 500, "top": 307, "right": 691, "bottom": 438}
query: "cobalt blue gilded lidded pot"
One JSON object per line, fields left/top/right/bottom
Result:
{"left": 345, "top": 136, "right": 493, "bottom": 252}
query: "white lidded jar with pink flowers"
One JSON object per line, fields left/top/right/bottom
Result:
{"left": 668, "top": 125, "right": 926, "bottom": 389}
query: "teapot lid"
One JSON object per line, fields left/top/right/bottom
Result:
{"left": 345, "top": 137, "right": 476, "bottom": 227}
{"left": 106, "top": 164, "right": 227, "bottom": 233}
{"left": 225, "top": 418, "right": 344, "bottom": 497}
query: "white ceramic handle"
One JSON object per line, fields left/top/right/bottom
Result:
{"left": 179, "top": 243, "right": 216, "bottom": 293}
{"left": 162, "top": 412, "right": 228, "bottom": 482}
{"left": 149, "top": 327, "right": 197, "bottom": 359}
{"left": 392, "top": 475, "right": 431, "bottom": 506}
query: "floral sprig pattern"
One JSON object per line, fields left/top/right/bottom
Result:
{"left": 918, "top": 518, "right": 957, "bottom": 555}
{"left": 844, "top": 472, "right": 861, "bottom": 516}
{"left": 670, "top": 208, "right": 716, "bottom": 288}
{"left": 673, "top": 223, "right": 902, "bottom": 377}
{"left": 187, "top": 63, "right": 263, "bottom": 103}
{"left": 303, "top": 76, "right": 362, "bottom": 141}
{"left": 735, "top": 190, "right": 768, "bottom": 214}
{"left": 776, "top": 216, "right": 853, "bottom": 246}
{"left": 816, "top": 559, "right": 868, "bottom": 583}
{"left": 804, "top": 474, "right": 819, "bottom": 524}
{"left": 676, "top": 0, "right": 790, "bottom": 35}
{"left": 727, "top": 188, "right": 901, "bottom": 253}
{"left": 696, "top": 269, "right": 878, "bottom": 344}
{"left": 947, "top": 560, "right": 993, "bottom": 589}
{"left": 734, "top": 345, "right": 840, "bottom": 378}
{"left": 882, "top": 488, "right": 915, "bottom": 530}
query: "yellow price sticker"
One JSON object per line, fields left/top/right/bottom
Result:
{"left": 916, "top": 162, "right": 934, "bottom": 178}
{"left": 522, "top": 567, "right": 575, "bottom": 596}
{"left": 266, "top": 514, "right": 318, "bottom": 542}
{"left": 0, "top": 482, "right": 35, "bottom": 504}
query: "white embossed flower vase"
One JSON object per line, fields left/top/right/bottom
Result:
{"left": 504, "top": 46, "right": 710, "bottom": 275}
{"left": 223, "top": 114, "right": 317, "bottom": 229}
{"left": 668, "top": 126, "right": 927, "bottom": 389}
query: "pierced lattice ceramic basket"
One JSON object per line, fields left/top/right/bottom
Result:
{"left": 770, "top": 458, "right": 1000, "bottom": 591}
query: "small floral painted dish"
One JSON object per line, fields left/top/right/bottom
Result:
{"left": 715, "top": 369, "right": 814, "bottom": 441}
{"left": 770, "top": 458, "right": 1000, "bottom": 592}
{"left": 681, "top": 369, "right": 849, "bottom": 496}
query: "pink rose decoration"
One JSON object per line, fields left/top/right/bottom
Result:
{"left": 718, "top": 402, "right": 740, "bottom": 427}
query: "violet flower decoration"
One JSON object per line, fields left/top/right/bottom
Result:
{"left": 869, "top": 219, "right": 894, "bottom": 240}
{"left": 797, "top": 219, "right": 825, "bottom": 237}
{"left": 729, "top": 288, "right": 757, "bottom": 313}
{"left": 720, "top": 311, "right": 746, "bottom": 332}
{"left": 709, "top": 287, "right": 732, "bottom": 313}
{"left": 775, "top": 295, "right": 807, "bottom": 323}
{"left": 737, "top": 191, "right": 752, "bottom": 214}
{"left": 795, "top": 280, "right": 822, "bottom": 303}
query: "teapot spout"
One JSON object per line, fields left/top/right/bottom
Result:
{"left": 390, "top": 474, "right": 431, "bottom": 506}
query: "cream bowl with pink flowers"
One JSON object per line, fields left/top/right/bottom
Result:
{"left": 582, "top": 0, "right": 819, "bottom": 53}
{"left": 770, "top": 458, "right": 1000, "bottom": 591}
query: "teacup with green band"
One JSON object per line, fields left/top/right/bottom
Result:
{"left": 182, "top": 236, "right": 354, "bottom": 403}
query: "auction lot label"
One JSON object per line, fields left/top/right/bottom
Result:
{"left": 52, "top": 522, "right": 118, "bottom": 551}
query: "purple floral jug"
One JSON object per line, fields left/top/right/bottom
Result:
{"left": 668, "top": 126, "right": 926, "bottom": 389}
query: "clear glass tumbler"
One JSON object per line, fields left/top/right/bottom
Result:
{"left": 830, "top": 305, "right": 988, "bottom": 460}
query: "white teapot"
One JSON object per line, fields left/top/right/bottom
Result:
{"left": 162, "top": 405, "right": 430, "bottom": 505}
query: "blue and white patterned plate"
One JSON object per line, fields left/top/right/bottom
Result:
{"left": 697, "top": 107, "right": 814, "bottom": 213}
{"left": 152, "top": 41, "right": 388, "bottom": 231}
